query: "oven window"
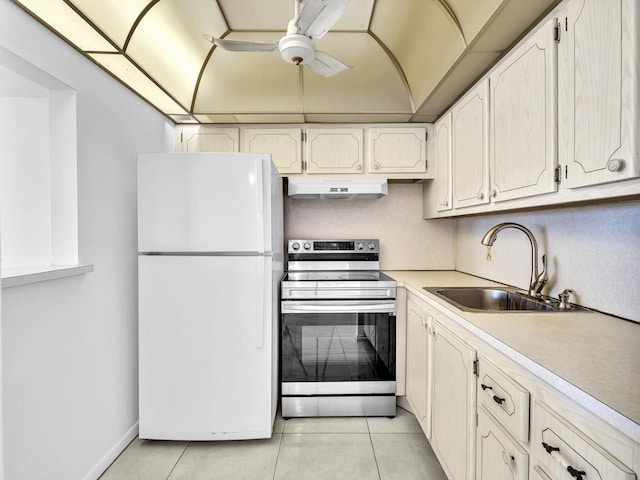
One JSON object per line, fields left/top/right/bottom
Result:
{"left": 281, "top": 313, "right": 396, "bottom": 383}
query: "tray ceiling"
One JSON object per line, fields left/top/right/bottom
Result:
{"left": 12, "top": 0, "right": 560, "bottom": 124}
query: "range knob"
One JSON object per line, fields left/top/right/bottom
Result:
{"left": 368, "top": 242, "right": 376, "bottom": 250}
{"left": 291, "top": 242, "right": 300, "bottom": 251}
{"left": 356, "top": 242, "right": 365, "bottom": 250}
{"left": 303, "top": 242, "right": 312, "bottom": 250}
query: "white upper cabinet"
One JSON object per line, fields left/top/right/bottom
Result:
{"left": 243, "top": 128, "right": 303, "bottom": 175}
{"left": 177, "top": 127, "right": 240, "bottom": 153}
{"left": 452, "top": 79, "right": 490, "bottom": 208}
{"left": 559, "top": 0, "right": 640, "bottom": 188}
{"left": 489, "top": 17, "right": 558, "bottom": 202}
{"left": 304, "top": 128, "right": 365, "bottom": 174}
{"left": 367, "top": 127, "right": 427, "bottom": 174}
{"left": 434, "top": 112, "right": 453, "bottom": 211}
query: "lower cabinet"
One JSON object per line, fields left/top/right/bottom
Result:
{"left": 430, "top": 320, "right": 477, "bottom": 480}
{"left": 402, "top": 286, "right": 639, "bottom": 480}
{"left": 477, "top": 406, "right": 529, "bottom": 480}
{"left": 532, "top": 401, "right": 636, "bottom": 480}
{"left": 405, "top": 296, "right": 432, "bottom": 435}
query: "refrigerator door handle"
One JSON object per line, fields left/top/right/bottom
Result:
{"left": 255, "top": 158, "right": 265, "bottom": 254}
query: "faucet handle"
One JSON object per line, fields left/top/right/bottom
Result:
{"left": 558, "top": 289, "right": 574, "bottom": 309}
{"left": 533, "top": 254, "right": 548, "bottom": 295}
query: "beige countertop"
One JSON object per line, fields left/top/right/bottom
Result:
{"left": 385, "top": 270, "right": 640, "bottom": 443}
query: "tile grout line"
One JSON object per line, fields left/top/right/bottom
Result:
{"left": 164, "top": 440, "right": 190, "bottom": 480}
{"left": 366, "top": 417, "right": 383, "bottom": 480}
{"left": 272, "top": 422, "right": 286, "bottom": 480}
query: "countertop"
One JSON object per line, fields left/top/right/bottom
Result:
{"left": 384, "top": 270, "right": 640, "bottom": 443}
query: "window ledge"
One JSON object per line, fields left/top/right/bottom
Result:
{"left": 1, "top": 264, "right": 94, "bottom": 288}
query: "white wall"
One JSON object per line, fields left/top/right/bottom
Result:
{"left": 0, "top": 3, "right": 173, "bottom": 479}
{"left": 455, "top": 199, "right": 640, "bottom": 321}
{"left": 285, "top": 183, "right": 456, "bottom": 270}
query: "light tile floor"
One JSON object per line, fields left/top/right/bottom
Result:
{"left": 99, "top": 407, "right": 447, "bottom": 480}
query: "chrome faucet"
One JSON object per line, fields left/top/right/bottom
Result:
{"left": 481, "top": 222, "right": 548, "bottom": 297}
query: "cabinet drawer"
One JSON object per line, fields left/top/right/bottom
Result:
{"left": 478, "top": 357, "right": 530, "bottom": 443}
{"left": 477, "top": 406, "right": 528, "bottom": 480}
{"left": 533, "top": 401, "right": 636, "bottom": 480}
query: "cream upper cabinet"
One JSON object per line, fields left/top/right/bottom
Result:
{"left": 367, "top": 127, "right": 427, "bottom": 175}
{"left": 434, "top": 112, "right": 453, "bottom": 211}
{"left": 489, "top": 16, "right": 558, "bottom": 203}
{"left": 304, "top": 128, "right": 364, "bottom": 174}
{"left": 405, "top": 296, "right": 432, "bottom": 437}
{"left": 430, "top": 320, "right": 477, "bottom": 480}
{"left": 177, "top": 127, "right": 240, "bottom": 153}
{"left": 452, "top": 79, "right": 490, "bottom": 208}
{"left": 243, "top": 128, "right": 303, "bottom": 174}
{"left": 558, "top": 0, "right": 640, "bottom": 188}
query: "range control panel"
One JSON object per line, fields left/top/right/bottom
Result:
{"left": 288, "top": 239, "right": 379, "bottom": 254}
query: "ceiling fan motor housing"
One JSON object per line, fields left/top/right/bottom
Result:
{"left": 279, "top": 34, "right": 315, "bottom": 65}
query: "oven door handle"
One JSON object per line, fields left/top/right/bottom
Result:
{"left": 281, "top": 300, "right": 396, "bottom": 314}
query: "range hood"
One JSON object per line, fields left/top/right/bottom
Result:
{"left": 287, "top": 178, "right": 388, "bottom": 199}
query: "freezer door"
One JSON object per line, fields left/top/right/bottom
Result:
{"left": 138, "top": 153, "right": 274, "bottom": 253}
{"left": 138, "top": 254, "right": 275, "bottom": 440}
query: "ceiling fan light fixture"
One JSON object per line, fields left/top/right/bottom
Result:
{"left": 279, "top": 34, "right": 315, "bottom": 65}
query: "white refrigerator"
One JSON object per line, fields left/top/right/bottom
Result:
{"left": 137, "top": 152, "right": 283, "bottom": 441}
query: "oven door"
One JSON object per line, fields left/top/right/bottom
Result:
{"left": 281, "top": 300, "right": 396, "bottom": 394}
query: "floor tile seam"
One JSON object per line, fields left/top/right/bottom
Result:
{"left": 164, "top": 440, "right": 190, "bottom": 480}
{"left": 281, "top": 431, "right": 372, "bottom": 435}
{"left": 272, "top": 432, "right": 285, "bottom": 480}
{"left": 367, "top": 427, "right": 383, "bottom": 480}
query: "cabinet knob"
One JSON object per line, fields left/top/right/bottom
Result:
{"left": 490, "top": 189, "right": 497, "bottom": 198}
{"left": 477, "top": 192, "right": 484, "bottom": 200}
{"left": 374, "top": 163, "right": 380, "bottom": 170}
{"left": 356, "top": 164, "right": 362, "bottom": 171}
{"left": 607, "top": 158, "right": 625, "bottom": 172}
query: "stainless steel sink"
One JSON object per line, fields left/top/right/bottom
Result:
{"left": 422, "top": 287, "right": 578, "bottom": 313}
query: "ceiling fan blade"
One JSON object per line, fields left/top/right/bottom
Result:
{"left": 202, "top": 34, "right": 278, "bottom": 52}
{"left": 295, "top": 0, "right": 349, "bottom": 39}
{"left": 305, "top": 50, "right": 351, "bottom": 77}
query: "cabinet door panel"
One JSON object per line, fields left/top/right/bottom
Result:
{"left": 434, "top": 113, "right": 453, "bottom": 211}
{"left": 490, "top": 17, "right": 558, "bottom": 202}
{"left": 452, "top": 79, "right": 490, "bottom": 208}
{"left": 178, "top": 127, "right": 240, "bottom": 153}
{"left": 406, "top": 299, "right": 430, "bottom": 436}
{"left": 560, "top": 0, "right": 640, "bottom": 187}
{"left": 305, "top": 129, "right": 364, "bottom": 174}
{"left": 368, "top": 127, "right": 426, "bottom": 174}
{"left": 430, "top": 321, "right": 476, "bottom": 480}
{"left": 243, "top": 128, "right": 302, "bottom": 174}
{"left": 477, "top": 407, "right": 528, "bottom": 480}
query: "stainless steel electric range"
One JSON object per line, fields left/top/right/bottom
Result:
{"left": 280, "top": 239, "right": 397, "bottom": 418}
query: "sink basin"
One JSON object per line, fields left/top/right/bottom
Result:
{"left": 423, "top": 287, "right": 557, "bottom": 312}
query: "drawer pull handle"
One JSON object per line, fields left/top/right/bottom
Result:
{"left": 541, "top": 442, "right": 586, "bottom": 480}
{"left": 481, "top": 384, "right": 493, "bottom": 391}
{"left": 567, "top": 466, "right": 586, "bottom": 480}
{"left": 493, "top": 395, "right": 506, "bottom": 405}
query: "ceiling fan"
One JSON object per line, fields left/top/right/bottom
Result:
{"left": 203, "top": 0, "right": 351, "bottom": 77}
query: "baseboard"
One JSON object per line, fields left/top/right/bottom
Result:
{"left": 82, "top": 421, "right": 138, "bottom": 480}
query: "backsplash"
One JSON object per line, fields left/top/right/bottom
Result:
{"left": 455, "top": 199, "right": 640, "bottom": 321}
{"left": 285, "top": 182, "right": 456, "bottom": 271}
